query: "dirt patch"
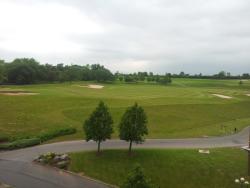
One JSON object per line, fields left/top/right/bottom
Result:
{"left": 0, "top": 90, "right": 39, "bottom": 96}
{"left": 212, "top": 94, "right": 232, "bottom": 99}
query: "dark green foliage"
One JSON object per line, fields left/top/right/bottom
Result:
{"left": 38, "top": 127, "right": 77, "bottom": 142}
{"left": 119, "top": 103, "right": 148, "bottom": 153}
{"left": 158, "top": 73, "right": 172, "bottom": 85}
{"left": 121, "top": 164, "right": 154, "bottom": 188}
{"left": 0, "top": 135, "right": 9, "bottom": 143}
{"left": 0, "top": 127, "right": 76, "bottom": 150}
{"left": 5, "top": 58, "right": 41, "bottom": 84}
{"left": 84, "top": 101, "right": 113, "bottom": 153}
{"left": 0, "top": 138, "right": 40, "bottom": 150}
{"left": 124, "top": 75, "right": 137, "bottom": 82}
{"left": 1, "top": 58, "right": 114, "bottom": 84}
{"left": 0, "top": 59, "right": 5, "bottom": 84}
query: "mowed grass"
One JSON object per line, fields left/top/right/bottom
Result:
{"left": 69, "top": 148, "right": 247, "bottom": 188}
{"left": 0, "top": 79, "right": 250, "bottom": 140}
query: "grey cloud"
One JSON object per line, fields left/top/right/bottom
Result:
{"left": 1, "top": 0, "right": 250, "bottom": 74}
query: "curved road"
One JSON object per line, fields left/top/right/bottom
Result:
{"left": 0, "top": 127, "right": 249, "bottom": 188}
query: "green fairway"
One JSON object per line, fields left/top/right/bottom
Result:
{"left": 0, "top": 79, "right": 250, "bottom": 140}
{"left": 69, "top": 148, "right": 248, "bottom": 188}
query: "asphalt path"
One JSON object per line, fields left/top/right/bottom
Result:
{"left": 0, "top": 127, "right": 249, "bottom": 188}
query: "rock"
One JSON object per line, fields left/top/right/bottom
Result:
{"left": 52, "top": 155, "right": 61, "bottom": 162}
{"left": 39, "top": 158, "right": 45, "bottom": 163}
{"left": 56, "top": 161, "right": 69, "bottom": 169}
{"left": 60, "top": 154, "right": 69, "bottom": 160}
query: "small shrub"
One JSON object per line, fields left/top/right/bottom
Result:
{"left": 38, "top": 127, "right": 77, "bottom": 142}
{"left": 0, "top": 138, "right": 40, "bottom": 150}
{"left": 0, "top": 135, "right": 9, "bottom": 143}
{"left": 121, "top": 164, "right": 155, "bottom": 188}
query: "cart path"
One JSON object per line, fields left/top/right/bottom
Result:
{"left": 0, "top": 126, "right": 249, "bottom": 188}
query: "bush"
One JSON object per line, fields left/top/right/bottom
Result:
{"left": 0, "top": 135, "right": 9, "bottom": 143}
{"left": 38, "top": 127, "right": 77, "bottom": 142}
{"left": 0, "top": 127, "right": 77, "bottom": 150}
{"left": 121, "top": 164, "right": 155, "bottom": 188}
{"left": 0, "top": 138, "right": 40, "bottom": 150}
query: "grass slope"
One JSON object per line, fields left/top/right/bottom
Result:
{"left": 0, "top": 79, "right": 250, "bottom": 140}
{"left": 69, "top": 148, "right": 247, "bottom": 188}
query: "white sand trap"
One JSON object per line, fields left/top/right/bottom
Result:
{"left": 76, "top": 84, "right": 104, "bottom": 89}
{"left": 212, "top": 94, "right": 232, "bottom": 99}
{"left": 246, "top": 94, "right": 250, "bottom": 96}
{"left": 0, "top": 91, "right": 39, "bottom": 96}
{"left": 88, "top": 85, "right": 104, "bottom": 89}
{"left": 199, "top": 149, "right": 210, "bottom": 154}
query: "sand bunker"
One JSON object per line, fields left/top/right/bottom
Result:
{"left": 77, "top": 84, "right": 104, "bottom": 89}
{"left": 212, "top": 94, "right": 232, "bottom": 99}
{"left": 0, "top": 90, "right": 39, "bottom": 96}
{"left": 246, "top": 94, "right": 250, "bottom": 96}
{"left": 88, "top": 85, "right": 104, "bottom": 89}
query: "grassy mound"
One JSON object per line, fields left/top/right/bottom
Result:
{"left": 69, "top": 148, "right": 247, "bottom": 188}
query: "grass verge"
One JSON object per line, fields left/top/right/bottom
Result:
{"left": 69, "top": 148, "right": 247, "bottom": 188}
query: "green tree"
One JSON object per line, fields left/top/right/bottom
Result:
{"left": 0, "top": 60, "right": 5, "bottom": 83}
{"left": 121, "top": 164, "right": 154, "bottom": 188}
{"left": 83, "top": 101, "right": 113, "bottom": 154}
{"left": 119, "top": 103, "right": 148, "bottom": 154}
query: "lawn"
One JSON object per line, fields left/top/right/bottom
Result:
{"left": 69, "top": 148, "right": 248, "bottom": 188}
{"left": 0, "top": 78, "right": 250, "bottom": 140}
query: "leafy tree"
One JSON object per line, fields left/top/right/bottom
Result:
{"left": 158, "top": 73, "right": 172, "bottom": 85}
{"left": 121, "top": 164, "right": 154, "bottom": 188}
{"left": 119, "top": 103, "right": 148, "bottom": 154}
{"left": 83, "top": 101, "right": 113, "bottom": 154}
{"left": 6, "top": 58, "right": 41, "bottom": 84}
{"left": 0, "top": 59, "right": 5, "bottom": 83}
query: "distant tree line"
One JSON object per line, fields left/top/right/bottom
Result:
{"left": 0, "top": 58, "right": 114, "bottom": 84}
{"left": 1, "top": 58, "right": 249, "bottom": 85}
{"left": 169, "top": 71, "right": 250, "bottom": 80}
{"left": 114, "top": 70, "right": 250, "bottom": 84}
{"left": 115, "top": 72, "right": 172, "bottom": 85}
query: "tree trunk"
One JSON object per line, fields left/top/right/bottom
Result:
{"left": 97, "top": 140, "right": 101, "bottom": 154}
{"left": 129, "top": 140, "right": 133, "bottom": 155}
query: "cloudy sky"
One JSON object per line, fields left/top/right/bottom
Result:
{"left": 0, "top": 0, "right": 250, "bottom": 74}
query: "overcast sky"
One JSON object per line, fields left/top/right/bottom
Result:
{"left": 0, "top": 0, "right": 250, "bottom": 74}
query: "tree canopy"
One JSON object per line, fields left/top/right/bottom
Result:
{"left": 0, "top": 58, "right": 114, "bottom": 84}
{"left": 119, "top": 103, "right": 148, "bottom": 153}
{"left": 83, "top": 101, "right": 113, "bottom": 153}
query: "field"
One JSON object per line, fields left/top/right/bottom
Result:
{"left": 69, "top": 148, "right": 247, "bottom": 188}
{"left": 0, "top": 79, "right": 250, "bottom": 141}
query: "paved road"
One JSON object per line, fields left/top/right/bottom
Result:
{"left": 0, "top": 127, "right": 249, "bottom": 188}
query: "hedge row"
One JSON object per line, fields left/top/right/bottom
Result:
{"left": 38, "top": 127, "right": 77, "bottom": 142}
{"left": 0, "top": 127, "right": 77, "bottom": 150}
{"left": 0, "top": 138, "right": 41, "bottom": 150}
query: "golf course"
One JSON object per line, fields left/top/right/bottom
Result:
{"left": 1, "top": 78, "right": 250, "bottom": 141}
